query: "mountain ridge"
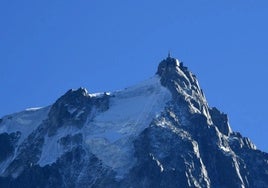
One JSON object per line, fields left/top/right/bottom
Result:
{"left": 0, "top": 56, "right": 267, "bottom": 187}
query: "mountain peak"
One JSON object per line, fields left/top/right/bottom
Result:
{"left": 156, "top": 55, "right": 181, "bottom": 76}
{"left": 65, "top": 87, "right": 89, "bottom": 97}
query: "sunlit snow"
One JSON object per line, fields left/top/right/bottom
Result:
{"left": 36, "top": 75, "right": 171, "bottom": 178}
{"left": 84, "top": 75, "right": 171, "bottom": 178}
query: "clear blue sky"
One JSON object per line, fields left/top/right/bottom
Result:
{"left": 1, "top": 1, "right": 267, "bottom": 152}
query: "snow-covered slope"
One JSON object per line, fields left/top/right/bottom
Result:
{"left": 0, "top": 107, "right": 50, "bottom": 145}
{"left": 0, "top": 56, "right": 267, "bottom": 188}
{"left": 36, "top": 76, "right": 171, "bottom": 178}
{"left": 83, "top": 76, "right": 171, "bottom": 178}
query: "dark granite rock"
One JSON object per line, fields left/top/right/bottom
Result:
{"left": 209, "top": 107, "right": 232, "bottom": 136}
{"left": 0, "top": 132, "right": 20, "bottom": 162}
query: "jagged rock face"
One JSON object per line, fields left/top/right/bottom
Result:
{"left": 157, "top": 57, "right": 212, "bottom": 125}
{"left": 46, "top": 88, "right": 110, "bottom": 135}
{"left": 0, "top": 57, "right": 268, "bottom": 188}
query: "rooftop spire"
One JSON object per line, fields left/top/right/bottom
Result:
{"left": 168, "top": 51, "right": 171, "bottom": 58}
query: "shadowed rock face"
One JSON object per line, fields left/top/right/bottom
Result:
{"left": 209, "top": 107, "right": 232, "bottom": 136}
{"left": 0, "top": 132, "right": 20, "bottom": 161}
{"left": 0, "top": 57, "right": 267, "bottom": 188}
{"left": 47, "top": 88, "right": 110, "bottom": 135}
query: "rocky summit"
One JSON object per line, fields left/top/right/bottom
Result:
{"left": 0, "top": 56, "right": 268, "bottom": 188}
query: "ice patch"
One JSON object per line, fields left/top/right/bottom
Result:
{"left": 0, "top": 106, "right": 50, "bottom": 145}
{"left": 25, "top": 107, "right": 43, "bottom": 111}
{"left": 220, "top": 145, "right": 231, "bottom": 153}
{"left": 150, "top": 153, "right": 164, "bottom": 172}
{"left": 88, "top": 92, "right": 110, "bottom": 98}
{"left": 84, "top": 75, "right": 171, "bottom": 178}
{"left": 38, "top": 126, "right": 80, "bottom": 167}
{"left": 38, "top": 134, "right": 63, "bottom": 166}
